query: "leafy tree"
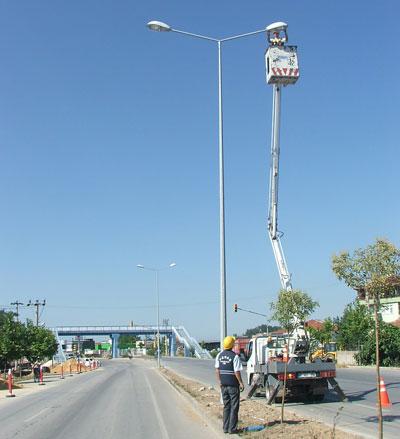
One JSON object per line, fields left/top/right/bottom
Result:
{"left": 0, "top": 310, "right": 9, "bottom": 325}
{"left": 24, "top": 321, "right": 58, "bottom": 363}
{"left": 118, "top": 335, "right": 138, "bottom": 349}
{"left": 243, "top": 324, "right": 280, "bottom": 338}
{"left": 355, "top": 321, "right": 400, "bottom": 367}
{"left": 270, "top": 289, "right": 319, "bottom": 424}
{"left": 308, "top": 318, "right": 338, "bottom": 357}
{"left": 336, "top": 302, "right": 373, "bottom": 350}
{"left": 332, "top": 238, "right": 400, "bottom": 439}
{"left": 270, "top": 289, "right": 319, "bottom": 336}
{"left": 81, "top": 339, "right": 95, "bottom": 351}
{"left": 308, "top": 318, "right": 336, "bottom": 347}
{"left": 0, "top": 311, "right": 26, "bottom": 369}
{"left": 0, "top": 312, "right": 58, "bottom": 369}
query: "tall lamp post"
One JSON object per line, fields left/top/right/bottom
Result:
{"left": 147, "top": 20, "right": 267, "bottom": 348}
{"left": 137, "top": 262, "right": 176, "bottom": 367}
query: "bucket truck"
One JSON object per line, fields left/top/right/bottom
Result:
{"left": 246, "top": 23, "right": 346, "bottom": 404}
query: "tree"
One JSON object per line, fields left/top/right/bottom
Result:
{"left": 81, "top": 339, "right": 95, "bottom": 351}
{"left": 24, "top": 321, "right": 58, "bottom": 363}
{"left": 270, "top": 289, "right": 319, "bottom": 423}
{"left": 356, "top": 320, "right": 400, "bottom": 367}
{"left": 270, "top": 289, "right": 319, "bottom": 336}
{"left": 0, "top": 311, "right": 26, "bottom": 369}
{"left": 308, "top": 318, "right": 336, "bottom": 348}
{"left": 332, "top": 238, "right": 400, "bottom": 439}
{"left": 243, "top": 324, "right": 280, "bottom": 338}
{"left": 336, "top": 302, "right": 373, "bottom": 350}
{"left": 118, "top": 335, "right": 138, "bottom": 350}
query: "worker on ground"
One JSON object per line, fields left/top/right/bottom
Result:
{"left": 215, "top": 336, "right": 245, "bottom": 434}
{"left": 33, "top": 363, "right": 40, "bottom": 383}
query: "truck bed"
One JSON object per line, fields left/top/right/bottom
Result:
{"left": 264, "top": 359, "right": 336, "bottom": 375}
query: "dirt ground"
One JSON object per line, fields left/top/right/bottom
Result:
{"left": 51, "top": 359, "right": 90, "bottom": 374}
{"left": 161, "top": 368, "right": 361, "bottom": 438}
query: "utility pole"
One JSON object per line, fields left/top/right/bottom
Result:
{"left": 27, "top": 299, "right": 46, "bottom": 326}
{"left": 10, "top": 300, "right": 24, "bottom": 322}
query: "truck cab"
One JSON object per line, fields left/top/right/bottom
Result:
{"left": 246, "top": 335, "right": 286, "bottom": 385}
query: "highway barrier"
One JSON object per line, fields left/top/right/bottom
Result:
{"left": 60, "top": 364, "right": 65, "bottom": 380}
{"left": 6, "top": 369, "right": 16, "bottom": 398}
{"left": 69, "top": 363, "right": 73, "bottom": 376}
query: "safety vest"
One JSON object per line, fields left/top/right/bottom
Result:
{"left": 217, "top": 350, "right": 238, "bottom": 387}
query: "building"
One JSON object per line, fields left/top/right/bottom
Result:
{"left": 356, "top": 276, "right": 400, "bottom": 326}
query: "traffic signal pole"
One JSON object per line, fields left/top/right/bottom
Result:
{"left": 234, "top": 304, "right": 267, "bottom": 318}
{"left": 233, "top": 304, "right": 271, "bottom": 335}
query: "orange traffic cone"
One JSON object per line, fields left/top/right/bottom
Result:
{"left": 282, "top": 344, "right": 289, "bottom": 363}
{"left": 379, "top": 378, "right": 391, "bottom": 408}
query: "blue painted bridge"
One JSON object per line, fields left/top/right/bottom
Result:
{"left": 52, "top": 325, "right": 212, "bottom": 360}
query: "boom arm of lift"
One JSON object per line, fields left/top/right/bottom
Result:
{"left": 268, "top": 84, "right": 292, "bottom": 292}
{"left": 267, "top": 85, "right": 311, "bottom": 359}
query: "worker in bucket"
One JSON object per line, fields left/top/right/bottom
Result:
{"left": 215, "top": 336, "right": 245, "bottom": 434}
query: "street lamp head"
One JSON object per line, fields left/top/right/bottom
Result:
{"left": 169, "top": 262, "right": 177, "bottom": 268}
{"left": 266, "top": 21, "right": 289, "bottom": 44}
{"left": 137, "top": 264, "right": 145, "bottom": 269}
{"left": 147, "top": 20, "right": 172, "bottom": 32}
{"left": 266, "top": 21, "right": 288, "bottom": 33}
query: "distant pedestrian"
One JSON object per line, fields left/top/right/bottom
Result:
{"left": 33, "top": 363, "right": 40, "bottom": 383}
{"left": 215, "top": 336, "right": 244, "bottom": 434}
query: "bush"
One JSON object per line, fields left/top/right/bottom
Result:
{"left": 355, "top": 321, "right": 400, "bottom": 366}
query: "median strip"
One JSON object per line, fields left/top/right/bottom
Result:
{"left": 160, "top": 367, "right": 363, "bottom": 438}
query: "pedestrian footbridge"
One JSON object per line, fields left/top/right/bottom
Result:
{"left": 52, "top": 325, "right": 212, "bottom": 361}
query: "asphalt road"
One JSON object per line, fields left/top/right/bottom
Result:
{"left": 162, "top": 357, "right": 400, "bottom": 439}
{"left": 0, "top": 359, "right": 218, "bottom": 439}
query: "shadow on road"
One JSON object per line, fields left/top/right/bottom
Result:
{"left": 363, "top": 415, "right": 400, "bottom": 423}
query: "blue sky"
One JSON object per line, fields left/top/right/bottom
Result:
{"left": 0, "top": 1, "right": 398, "bottom": 340}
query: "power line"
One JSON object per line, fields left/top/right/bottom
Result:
{"left": 27, "top": 299, "right": 46, "bottom": 326}
{"left": 10, "top": 300, "right": 24, "bottom": 322}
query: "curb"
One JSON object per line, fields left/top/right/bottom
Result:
{"left": 157, "top": 368, "right": 226, "bottom": 439}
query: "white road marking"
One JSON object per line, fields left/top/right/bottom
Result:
{"left": 24, "top": 407, "right": 49, "bottom": 423}
{"left": 144, "top": 374, "right": 170, "bottom": 439}
{"left": 351, "top": 402, "right": 379, "bottom": 411}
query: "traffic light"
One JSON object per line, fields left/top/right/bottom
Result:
{"left": 234, "top": 304, "right": 238, "bottom": 312}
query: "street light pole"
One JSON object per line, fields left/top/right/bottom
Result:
{"left": 147, "top": 21, "right": 267, "bottom": 348}
{"left": 137, "top": 262, "right": 176, "bottom": 368}
{"left": 155, "top": 270, "right": 160, "bottom": 367}
{"left": 217, "top": 40, "right": 227, "bottom": 342}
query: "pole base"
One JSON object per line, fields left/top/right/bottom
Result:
{"left": 38, "top": 383, "right": 46, "bottom": 386}
{"left": 6, "top": 394, "right": 16, "bottom": 398}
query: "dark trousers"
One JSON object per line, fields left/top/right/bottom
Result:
{"left": 221, "top": 385, "right": 240, "bottom": 433}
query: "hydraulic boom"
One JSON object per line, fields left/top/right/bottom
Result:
{"left": 268, "top": 83, "right": 292, "bottom": 292}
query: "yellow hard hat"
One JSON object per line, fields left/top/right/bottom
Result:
{"left": 223, "top": 336, "right": 235, "bottom": 350}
